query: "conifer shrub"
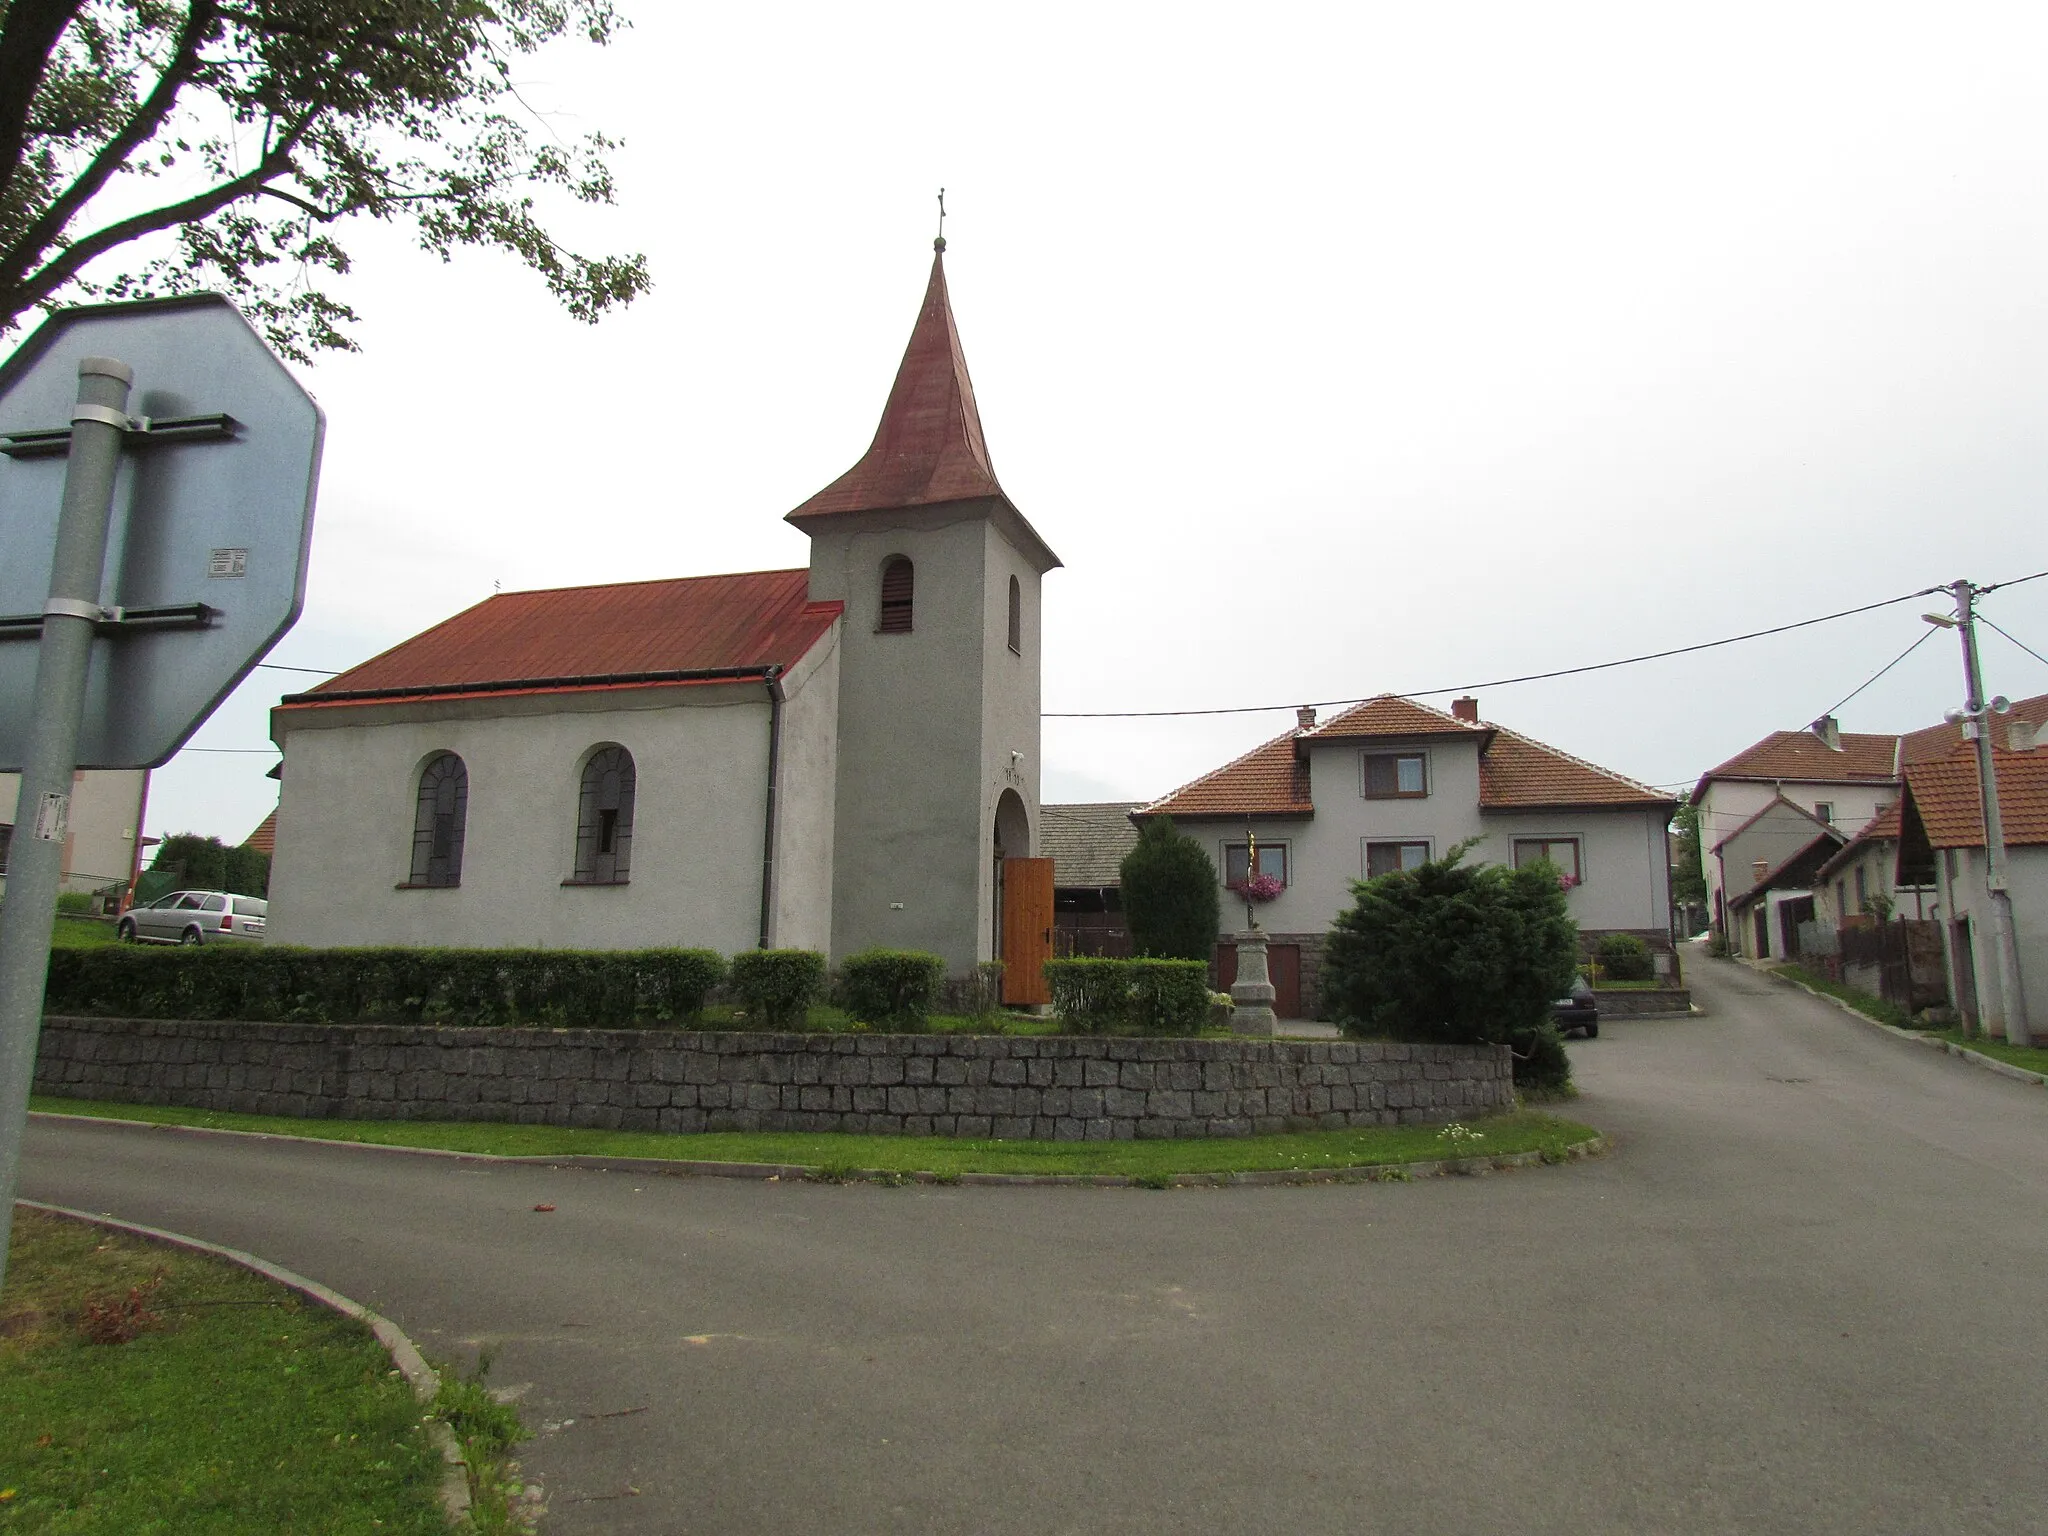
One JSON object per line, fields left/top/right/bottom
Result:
{"left": 42, "top": 946, "right": 727, "bottom": 1027}
{"left": 1045, "top": 957, "right": 1211, "bottom": 1035}
{"left": 1321, "top": 843, "right": 1578, "bottom": 1089}
{"left": 1594, "top": 933, "right": 1654, "bottom": 981}
{"left": 840, "top": 949, "right": 946, "bottom": 1030}
{"left": 1120, "top": 816, "right": 1221, "bottom": 961}
{"left": 728, "top": 948, "right": 827, "bottom": 1029}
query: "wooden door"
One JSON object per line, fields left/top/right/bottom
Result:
{"left": 1001, "top": 857, "right": 1055, "bottom": 1005}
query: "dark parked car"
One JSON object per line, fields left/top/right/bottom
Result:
{"left": 117, "top": 890, "right": 267, "bottom": 945}
{"left": 1552, "top": 975, "right": 1599, "bottom": 1038}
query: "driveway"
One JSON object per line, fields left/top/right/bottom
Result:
{"left": 21, "top": 956, "right": 2048, "bottom": 1534}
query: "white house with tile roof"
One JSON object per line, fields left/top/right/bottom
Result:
{"left": 268, "top": 243, "right": 1061, "bottom": 991}
{"left": 1136, "top": 695, "right": 1677, "bottom": 1017}
{"left": 1695, "top": 695, "right": 2048, "bottom": 945}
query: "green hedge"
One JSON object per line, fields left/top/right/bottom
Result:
{"left": 840, "top": 949, "right": 945, "bottom": 1030}
{"left": 1044, "top": 957, "right": 1211, "bottom": 1036}
{"left": 42, "top": 946, "right": 728, "bottom": 1027}
{"left": 1595, "top": 934, "right": 1654, "bottom": 981}
{"left": 728, "top": 949, "right": 827, "bottom": 1029}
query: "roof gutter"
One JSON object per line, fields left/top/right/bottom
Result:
{"left": 758, "top": 665, "right": 786, "bottom": 949}
{"left": 280, "top": 664, "right": 776, "bottom": 706}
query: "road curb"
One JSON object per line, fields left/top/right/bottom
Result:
{"left": 28, "top": 1108, "right": 1609, "bottom": 1187}
{"left": 1762, "top": 970, "right": 2048, "bottom": 1090}
{"left": 14, "top": 1198, "right": 473, "bottom": 1528}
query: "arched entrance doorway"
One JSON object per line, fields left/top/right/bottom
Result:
{"left": 993, "top": 789, "right": 1051, "bottom": 1005}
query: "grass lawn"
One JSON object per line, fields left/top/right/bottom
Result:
{"left": 0, "top": 1209, "right": 450, "bottom": 1534}
{"left": 1770, "top": 963, "right": 1917, "bottom": 1029}
{"left": 29, "top": 1096, "right": 1597, "bottom": 1178}
{"left": 47, "top": 917, "right": 118, "bottom": 950}
{"left": 1930, "top": 1029, "right": 2048, "bottom": 1078}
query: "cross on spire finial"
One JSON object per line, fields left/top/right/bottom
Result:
{"left": 934, "top": 187, "right": 946, "bottom": 253}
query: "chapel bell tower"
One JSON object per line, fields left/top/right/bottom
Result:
{"left": 787, "top": 239, "right": 1062, "bottom": 983}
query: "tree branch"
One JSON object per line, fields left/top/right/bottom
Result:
{"left": 0, "top": 0, "right": 88, "bottom": 211}
{"left": 3, "top": 109, "right": 311, "bottom": 314}
{"left": 0, "top": 0, "right": 222, "bottom": 293}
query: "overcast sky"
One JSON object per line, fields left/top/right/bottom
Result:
{"left": 115, "top": 0, "right": 2048, "bottom": 848}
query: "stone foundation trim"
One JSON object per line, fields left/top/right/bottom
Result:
{"left": 34, "top": 1016, "right": 1517, "bottom": 1141}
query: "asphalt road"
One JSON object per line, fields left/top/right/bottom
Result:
{"left": 20, "top": 956, "right": 2048, "bottom": 1535}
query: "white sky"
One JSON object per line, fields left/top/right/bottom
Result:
{"left": 114, "top": 0, "right": 2048, "bottom": 847}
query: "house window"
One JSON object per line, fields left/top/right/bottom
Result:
{"left": 1007, "top": 575, "right": 1022, "bottom": 655}
{"left": 571, "top": 744, "right": 636, "bottom": 884}
{"left": 408, "top": 752, "right": 468, "bottom": 887}
{"left": 1836, "top": 879, "right": 1848, "bottom": 920}
{"left": 0, "top": 823, "right": 10, "bottom": 874}
{"left": 1513, "top": 837, "right": 1582, "bottom": 885}
{"left": 1222, "top": 840, "right": 1288, "bottom": 889}
{"left": 1815, "top": 802, "right": 1834, "bottom": 824}
{"left": 1366, "top": 840, "right": 1431, "bottom": 878}
{"left": 878, "top": 556, "right": 914, "bottom": 634}
{"left": 1854, "top": 863, "right": 1868, "bottom": 911}
{"left": 1362, "top": 752, "right": 1427, "bottom": 798}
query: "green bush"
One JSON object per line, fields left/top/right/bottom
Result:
{"left": 840, "top": 949, "right": 946, "bottom": 1030}
{"left": 728, "top": 948, "right": 827, "bottom": 1029}
{"left": 1322, "top": 842, "right": 1578, "bottom": 1089}
{"left": 1595, "top": 933, "right": 1654, "bottom": 981}
{"left": 42, "top": 946, "right": 727, "bottom": 1027}
{"left": 1044, "top": 957, "right": 1211, "bottom": 1036}
{"left": 54, "top": 891, "right": 92, "bottom": 916}
{"left": 1120, "top": 816, "right": 1221, "bottom": 961}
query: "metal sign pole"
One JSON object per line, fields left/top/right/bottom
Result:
{"left": 0, "top": 356, "right": 132, "bottom": 1290}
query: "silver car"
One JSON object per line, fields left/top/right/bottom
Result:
{"left": 117, "top": 890, "right": 268, "bottom": 945}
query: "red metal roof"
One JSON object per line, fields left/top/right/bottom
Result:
{"left": 280, "top": 569, "right": 841, "bottom": 709}
{"left": 1901, "top": 744, "right": 2048, "bottom": 848}
{"left": 788, "top": 249, "right": 1005, "bottom": 521}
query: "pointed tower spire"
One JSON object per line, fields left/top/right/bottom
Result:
{"left": 787, "top": 246, "right": 1008, "bottom": 521}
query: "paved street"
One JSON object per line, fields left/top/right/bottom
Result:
{"left": 21, "top": 955, "right": 2048, "bottom": 1535}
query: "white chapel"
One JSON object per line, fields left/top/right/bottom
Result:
{"left": 267, "top": 242, "right": 1062, "bottom": 994}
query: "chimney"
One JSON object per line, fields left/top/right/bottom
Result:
{"left": 1451, "top": 696, "right": 1480, "bottom": 723}
{"left": 1811, "top": 715, "right": 1842, "bottom": 751}
{"left": 2009, "top": 719, "right": 2038, "bottom": 753}
{"left": 1752, "top": 859, "right": 1770, "bottom": 884}
{"left": 1296, "top": 706, "right": 1317, "bottom": 731}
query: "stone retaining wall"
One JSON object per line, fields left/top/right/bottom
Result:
{"left": 34, "top": 1016, "right": 1514, "bottom": 1141}
{"left": 1591, "top": 988, "right": 1693, "bottom": 1016}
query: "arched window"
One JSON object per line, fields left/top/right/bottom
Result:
{"left": 573, "top": 744, "right": 636, "bottom": 883}
{"left": 409, "top": 753, "right": 468, "bottom": 887}
{"left": 1007, "top": 574, "right": 1022, "bottom": 655}
{"left": 878, "top": 555, "right": 914, "bottom": 634}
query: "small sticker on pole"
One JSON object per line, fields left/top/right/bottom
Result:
{"left": 33, "top": 791, "right": 67, "bottom": 841}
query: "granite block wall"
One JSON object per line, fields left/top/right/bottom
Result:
{"left": 33, "top": 1017, "right": 1514, "bottom": 1140}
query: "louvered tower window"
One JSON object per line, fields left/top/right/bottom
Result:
{"left": 572, "top": 744, "right": 636, "bottom": 884}
{"left": 1007, "top": 575, "right": 1022, "bottom": 655}
{"left": 878, "top": 556, "right": 914, "bottom": 634}
{"left": 409, "top": 753, "right": 468, "bottom": 887}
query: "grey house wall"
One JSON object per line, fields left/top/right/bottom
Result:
{"left": 803, "top": 498, "right": 1048, "bottom": 972}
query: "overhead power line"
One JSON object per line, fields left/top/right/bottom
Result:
{"left": 1818, "top": 626, "right": 1939, "bottom": 720}
{"left": 1044, "top": 580, "right": 1951, "bottom": 719}
{"left": 1978, "top": 615, "right": 2048, "bottom": 673}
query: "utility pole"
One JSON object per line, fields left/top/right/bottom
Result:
{"left": 1949, "top": 578, "right": 2030, "bottom": 1047}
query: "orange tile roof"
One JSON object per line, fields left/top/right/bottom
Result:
{"left": 1901, "top": 745, "right": 2048, "bottom": 848}
{"left": 1477, "top": 726, "right": 1674, "bottom": 809}
{"left": 789, "top": 249, "right": 1005, "bottom": 521}
{"left": 279, "top": 569, "right": 842, "bottom": 709}
{"left": 1694, "top": 729, "right": 1899, "bottom": 801}
{"left": 1139, "top": 730, "right": 1313, "bottom": 819}
{"left": 1899, "top": 691, "right": 2048, "bottom": 766}
{"left": 1305, "top": 694, "right": 1488, "bottom": 740}
{"left": 242, "top": 809, "right": 277, "bottom": 855}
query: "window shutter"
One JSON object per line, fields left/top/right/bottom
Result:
{"left": 879, "top": 557, "right": 914, "bottom": 634}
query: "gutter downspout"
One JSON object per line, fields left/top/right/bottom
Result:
{"left": 758, "top": 665, "right": 786, "bottom": 949}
